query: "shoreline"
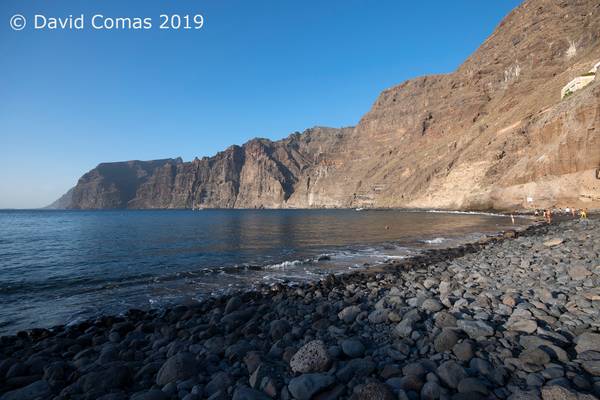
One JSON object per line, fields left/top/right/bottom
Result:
{"left": 0, "top": 217, "right": 598, "bottom": 399}
{"left": 9, "top": 207, "right": 581, "bottom": 214}
{"left": 1, "top": 212, "right": 533, "bottom": 337}
{"left": 0, "top": 209, "right": 531, "bottom": 336}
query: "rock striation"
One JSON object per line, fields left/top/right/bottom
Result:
{"left": 53, "top": 0, "right": 600, "bottom": 211}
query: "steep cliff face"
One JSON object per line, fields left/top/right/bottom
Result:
{"left": 55, "top": 0, "right": 600, "bottom": 211}
{"left": 127, "top": 127, "right": 348, "bottom": 209}
{"left": 69, "top": 159, "right": 182, "bottom": 209}
{"left": 45, "top": 187, "right": 74, "bottom": 210}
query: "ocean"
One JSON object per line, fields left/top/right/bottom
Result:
{"left": 0, "top": 209, "right": 529, "bottom": 334}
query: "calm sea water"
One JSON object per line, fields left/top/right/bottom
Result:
{"left": 0, "top": 209, "right": 528, "bottom": 334}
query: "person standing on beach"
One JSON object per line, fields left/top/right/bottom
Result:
{"left": 580, "top": 208, "right": 588, "bottom": 220}
{"left": 544, "top": 209, "right": 552, "bottom": 224}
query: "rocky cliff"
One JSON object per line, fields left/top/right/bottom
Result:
{"left": 45, "top": 188, "right": 74, "bottom": 210}
{"left": 54, "top": 0, "right": 600, "bottom": 211}
{"left": 67, "top": 159, "right": 183, "bottom": 209}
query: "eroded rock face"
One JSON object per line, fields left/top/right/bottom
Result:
{"left": 54, "top": 0, "right": 600, "bottom": 211}
{"left": 68, "top": 159, "right": 183, "bottom": 209}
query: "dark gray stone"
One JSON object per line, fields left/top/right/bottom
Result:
{"left": 288, "top": 373, "right": 334, "bottom": 400}
{"left": 434, "top": 328, "right": 459, "bottom": 352}
{"left": 0, "top": 380, "right": 51, "bottom": 400}
{"left": 156, "top": 352, "right": 198, "bottom": 386}
{"left": 576, "top": 333, "right": 600, "bottom": 354}
{"left": 456, "top": 320, "right": 494, "bottom": 339}
{"left": 437, "top": 361, "right": 467, "bottom": 389}
{"left": 232, "top": 385, "right": 271, "bottom": 400}
{"left": 341, "top": 339, "right": 365, "bottom": 358}
{"left": 453, "top": 341, "right": 474, "bottom": 362}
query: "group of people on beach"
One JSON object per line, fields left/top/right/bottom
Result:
{"left": 533, "top": 207, "right": 588, "bottom": 224}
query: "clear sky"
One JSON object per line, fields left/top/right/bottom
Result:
{"left": 0, "top": 0, "right": 523, "bottom": 209}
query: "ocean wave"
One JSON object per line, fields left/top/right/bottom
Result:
{"left": 383, "top": 255, "right": 408, "bottom": 260}
{"left": 263, "top": 259, "right": 310, "bottom": 270}
{"left": 422, "top": 237, "right": 447, "bottom": 244}
{"left": 0, "top": 246, "right": 412, "bottom": 298}
{"left": 422, "top": 209, "right": 507, "bottom": 217}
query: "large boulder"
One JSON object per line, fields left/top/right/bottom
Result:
{"left": 205, "top": 371, "right": 232, "bottom": 397}
{"left": 421, "top": 381, "right": 441, "bottom": 400}
{"left": 434, "top": 329, "right": 459, "bottom": 352}
{"left": 457, "top": 377, "right": 488, "bottom": 395}
{"left": 582, "top": 360, "right": 600, "bottom": 376}
{"left": 130, "top": 390, "right": 170, "bottom": 400}
{"left": 221, "top": 307, "right": 257, "bottom": 331}
{"left": 541, "top": 384, "right": 597, "bottom": 400}
{"left": 519, "top": 348, "right": 551, "bottom": 371}
{"left": 456, "top": 320, "right": 494, "bottom": 339}
{"left": 335, "top": 357, "right": 376, "bottom": 383}
{"left": 156, "top": 352, "right": 198, "bottom": 385}
{"left": 434, "top": 311, "right": 457, "bottom": 328}
{"left": 505, "top": 309, "right": 537, "bottom": 334}
{"left": 393, "top": 309, "right": 421, "bottom": 338}
{"left": 368, "top": 309, "right": 389, "bottom": 324}
{"left": 437, "top": 361, "right": 467, "bottom": 389}
{"left": 338, "top": 306, "right": 361, "bottom": 323}
{"left": 568, "top": 265, "right": 591, "bottom": 281}
{"left": 350, "top": 382, "right": 395, "bottom": 400}
{"left": 421, "top": 299, "right": 444, "bottom": 313}
{"left": 341, "top": 339, "right": 365, "bottom": 358}
{"left": 290, "top": 340, "right": 331, "bottom": 373}
{"left": 77, "top": 363, "right": 130, "bottom": 394}
{"left": 232, "top": 385, "right": 271, "bottom": 400}
{"left": 269, "top": 319, "right": 291, "bottom": 340}
{"left": 575, "top": 333, "right": 600, "bottom": 354}
{"left": 0, "top": 380, "right": 51, "bottom": 400}
{"left": 288, "top": 373, "right": 334, "bottom": 400}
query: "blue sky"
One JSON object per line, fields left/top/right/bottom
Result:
{"left": 0, "top": 0, "right": 522, "bottom": 208}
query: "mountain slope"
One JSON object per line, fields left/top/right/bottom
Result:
{"left": 45, "top": 187, "right": 74, "bottom": 210}
{"left": 68, "top": 159, "right": 183, "bottom": 209}
{"left": 53, "top": 0, "right": 600, "bottom": 211}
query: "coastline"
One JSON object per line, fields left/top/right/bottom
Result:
{"left": 4, "top": 213, "right": 534, "bottom": 335}
{"left": 0, "top": 216, "right": 598, "bottom": 399}
{"left": 0, "top": 209, "right": 530, "bottom": 335}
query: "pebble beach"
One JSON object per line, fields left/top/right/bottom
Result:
{"left": 0, "top": 216, "right": 598, "bottom": 400}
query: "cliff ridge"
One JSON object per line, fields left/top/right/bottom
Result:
{"left": 52, "top": 0, "right": 600, "bottom": 211}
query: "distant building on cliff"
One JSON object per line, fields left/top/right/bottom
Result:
{"left": 561, "top": 60, "right": 599, "bottom": 99}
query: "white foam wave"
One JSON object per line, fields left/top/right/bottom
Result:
{"left": 383, "top": 255, "right": 408, "bottom": 260}
{"left": 423, "top": 209, "right": 507, "bottom": 217}
{"left": 263, "top": 259, "right": 308, "bottom": 270}
{"left": 422, "top": 237, "right": 446, "bottom": 244}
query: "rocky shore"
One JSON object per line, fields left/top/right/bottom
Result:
{"left": 0, "top": 217, "right": 599, "bottom": 400}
